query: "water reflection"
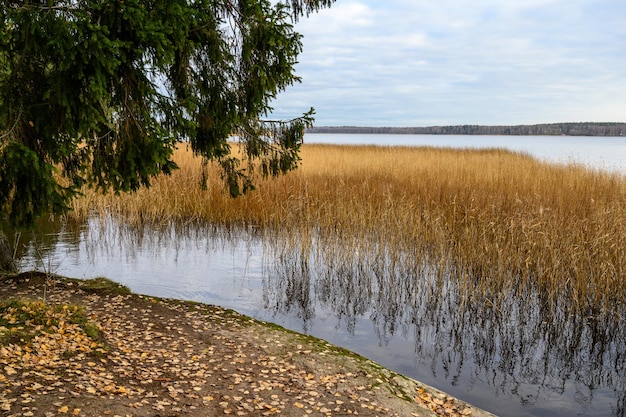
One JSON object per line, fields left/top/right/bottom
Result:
{"left": 7, "top": 218, "right": 82, "bottom": 273}
{"left": 13, "top": 217, "right": 626, "bottom": 417}
{"left": 262, "top": 235, "right": 626, "bottom": 417}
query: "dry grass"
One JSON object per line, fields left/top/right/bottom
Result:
{"left": 68, "top": 143, "right": 626, "bottom": 316}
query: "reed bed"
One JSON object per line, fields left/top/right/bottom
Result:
{"left": 68, "top": 143, "right": 626, "bottom": 316}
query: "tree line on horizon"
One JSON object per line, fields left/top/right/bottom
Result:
{"left": 307, "top": 122, "right": 626, "bottom": 136}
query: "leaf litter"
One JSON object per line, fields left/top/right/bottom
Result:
{"left": 0, "top": 272, "right": 493, "bottom": 417}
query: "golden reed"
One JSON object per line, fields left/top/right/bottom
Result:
{"left": 68, "top": 143, "right": 626, "bottom": 316}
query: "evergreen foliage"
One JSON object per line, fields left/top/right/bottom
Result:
{"left": 0, "top": 0, "right": 333, "bottom": 226}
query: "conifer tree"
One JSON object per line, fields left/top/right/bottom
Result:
{"left": 0, "top": 0, "right": 335, "bottom": 227}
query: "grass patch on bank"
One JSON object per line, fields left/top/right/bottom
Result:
{"left": 78, "top": 277, "right": 131, "bottom": 295}
{"left": 0, "top": 299, "right": 105, "bottom": 347}
{"left": 66, "top": 144, "right": 626, "bottom": 317}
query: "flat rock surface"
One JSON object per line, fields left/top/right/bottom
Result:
{"left": 1, "top": 272, "right": 495, "bottom": 417}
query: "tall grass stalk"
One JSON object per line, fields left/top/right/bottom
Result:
{"left": 68, "top": 144, "right": 626, "bottom": 316}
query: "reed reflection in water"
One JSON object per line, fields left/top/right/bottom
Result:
{"left": 15, "top": 217, "right": 626, "bottom": 417}
{"left": 262, "top": 229, "right": 626, "bottom": 417}
{"left": 16, "top": 217, "right": 266, "bottom": 310}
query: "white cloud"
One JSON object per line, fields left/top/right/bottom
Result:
{"left": 270, "top": 0, "right": 626, "bottom": 126}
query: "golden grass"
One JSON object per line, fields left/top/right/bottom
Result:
{"left": 68, "top": 143, "right": 626, "bottom": 315}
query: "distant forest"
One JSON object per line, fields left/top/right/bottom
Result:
{"left": 308, "top": 123, "right": 626, "bottom": 136}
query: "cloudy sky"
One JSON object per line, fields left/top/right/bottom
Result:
{"left": 269, "top": 0, "right": 626, "bottom": 127}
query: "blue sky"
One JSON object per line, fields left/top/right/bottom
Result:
{"left": 270, "top": 0, "right": 626, "bottom": 127}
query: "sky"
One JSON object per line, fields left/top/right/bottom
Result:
{"left": 269, "top": 0, "right": 626, "bottom": 127}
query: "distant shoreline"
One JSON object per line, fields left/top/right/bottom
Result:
{"left": 307, "top": 122, "right": 626, "bottom": 137}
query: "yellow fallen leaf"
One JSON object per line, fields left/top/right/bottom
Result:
{"left": 72, "top": 409, "right": 81, "bottom": 415}
{"left": 58, "top": 405, "right": 69, "bottom": 413}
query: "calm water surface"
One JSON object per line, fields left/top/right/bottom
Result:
{"left": 15, "top": 135, "right": 626, "bottom": 417}
{"left": 306, "top": 134, "right": 626, "bottom": 173}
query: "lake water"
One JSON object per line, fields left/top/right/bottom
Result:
{"left": 305, "top": 134, "right": 626, "bottom": 174}
{"left": 14, "top": 135, "right": 626, "bottom": 417}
